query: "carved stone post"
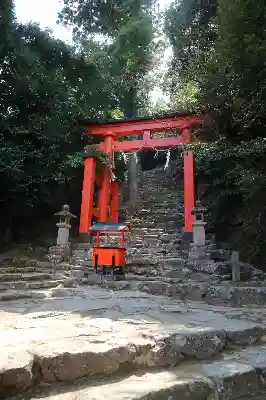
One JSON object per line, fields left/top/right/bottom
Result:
{"left": 189, "top": 200, "right": 208, "bottom": 259}
{"left": 49, "top": 205, "right": 77, "bottom": 263}
{"left": 192, "top": 200, "right": 207, "bottom": 246}
{"left": 231, "top": 251, "right": 240, "bottom": 282}
{"left": 55, "top": 205, "right": 76, "bottom": 245}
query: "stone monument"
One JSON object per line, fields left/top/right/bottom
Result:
{"left": 48, "top": 204, "right": 76, "bottom": 265}
{"left": 55, "top": 204, "right": 76, "bottom": 246}
{"left": 189, "top": 200, "right": 208, "bottom": 259}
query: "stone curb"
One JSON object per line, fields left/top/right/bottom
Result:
{"left": 102, "top": 279, "right": 266, "bottom": 306}
{"left": 0, "top": 319, "right": 264, "bottom": 398}
{"left": 6, "top": 346, "right": 266, "bottom": 399}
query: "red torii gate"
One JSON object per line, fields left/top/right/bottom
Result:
{"left": 79, "top": 112, "right": 205, "bottom": 238}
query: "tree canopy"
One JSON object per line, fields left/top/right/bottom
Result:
{"left": 59, "top": 0, "right": 155, "bottom": 117}
{"left": 0, "top": 0, "right": 118, "bottom": 241}
{"left": 164, "top": 0, "right": 266, "bottom": 264}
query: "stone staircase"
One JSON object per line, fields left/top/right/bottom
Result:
{"left": 104, "top": 167, "right": 266, "bottom": 308}
{"left": 0, "top": 256, "right": 77, "bottom": 301}
{"left": 2, "top": 167, "right": 266, "bottom": 399}
{"left": 67, "top": 167, "right": 266, "bottom": 308}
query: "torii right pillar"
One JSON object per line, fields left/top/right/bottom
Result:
{"left": 182, "top": 127, "right": 196, "bottom": 242}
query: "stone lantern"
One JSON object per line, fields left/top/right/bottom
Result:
{"left": 191, "top": 200, "right": 207, "bottom": 247}
{"left": 54, "top": 204, "right": 76, "bottom": 246}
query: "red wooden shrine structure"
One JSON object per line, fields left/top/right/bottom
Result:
{"left": 79, "top": 112, "right": 205, "bottom": 238}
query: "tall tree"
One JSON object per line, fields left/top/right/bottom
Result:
{"left": 59, "top": 0, "right": 156, "bottom": 204}
{"left": 164, "top": 0, "right": 266, "bottom": 265}
{"left": 0, "top": 11, "right": 116, "bottom": 242}
{"left": 59, "top": 0, "right": 155, "bottom": 117}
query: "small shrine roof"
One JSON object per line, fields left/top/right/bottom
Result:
{"left": 89, "top": 222, "right": 130, "bottom": 232}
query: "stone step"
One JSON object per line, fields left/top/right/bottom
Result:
{"left": 0, "top": 286, "right": 265, "bottom": 398}
{"left": 0, "top": 279, "right": 61, "bottom": 290}
{"left": 136, "top": 219, "right": 179, "bottom": 224}
{"left": 134, "top": 208, "right": 180, "bottom": 214}
{"left": 134, "top": 210, "right": 179, "bottom": 221}
{"left": 141, "top": 201, "right": 181, "bottom": 208}
{"left": 72, "top": 249, "right": 91, "bottom": 256}
{"left": 130, "top": 234, "right": 161, "bottom": 240}
{"left": 133, "top": 227, "right": 166, "bottom": 231}
{"left": 19, "top": 345, "right": 266, "bottom": 400}
{"left": 0, "top": 272, "right": 52, "bottom": 282}
{"left": 100, "top": 278, "right": 266, "bottom": 306}
{"left": 0, "top": 266, "right": 43, "bottom": 274}
{"left": 73, "top": 242, "right": 92, "bottom": 249}
{"left": 206, "top": 285, "right": 266, "bottom": 306}
{"left": 0, "top": 290, "right": 47, "bottom": 302}
{"left": 136, "top": 209, "right": 180, "bottom": 215}
{"left": 132, "top": 218, "right": 179, "bottom": 225}
{"left": 133, "top": 213, "right": 180, "bottom": 220}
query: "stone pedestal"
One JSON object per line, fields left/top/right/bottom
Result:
{"left": 48, "top": 244, "right": 72, "bottom": 265}
{"left": 56, "top": 222, "right": 71, "bottom": 246}
{"left": 193, "top": 220, "right": 206, "bottom": 246}
{"left": 231, "top": 251, "right": 240, "bottom": 282}
{"left": 189, "top": 243, "right": 208, "bottom": 259}
{"left": 188, "top": 216, "right": 208, "bottom": 259}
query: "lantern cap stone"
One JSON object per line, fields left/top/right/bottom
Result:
{"left": 191, "top": 200, "right": 207, "bottom": 215}
{"left": 54, "top": 204, "right": 77, "bottom": 218}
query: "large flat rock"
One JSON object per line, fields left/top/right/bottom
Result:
{"left": 0, "top": 290, "right": 47, "bottom": 302}
{"left": 0, "top": 279, "right": 60, "bottom": 291}
{"left": 0, "top": 288, "right": 265, "bottom": 397}
{"left": 102, "top": 278, "right": 266, "bottom": 306}
{"left": 0, "top": 272, "right": 52, "bottom": 282}
{"left": 25, "top": 372, "right": 214, "bottom": 400}
{"left": 11, "top": 347, "right": 266, "bottom": 399}
{"left": 206, "top": 285, "right": 266, "bottom": 306}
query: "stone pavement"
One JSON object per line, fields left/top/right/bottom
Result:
{"left": 2, "top": 287, "right": 266, "bottom": 399}
{"left": 2, "top": 167, "right": 266, "bottom": 399}
{"left": 1, "top": 166, "right": 266, "bottom": 307}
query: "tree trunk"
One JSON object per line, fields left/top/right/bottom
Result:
{"left": 123, "top": 82, "right": 142, "bottom": 206}
{"left": 127, "top": 152, "right": 141, "bottom": 206}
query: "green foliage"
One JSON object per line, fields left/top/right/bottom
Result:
{"left": 165, "top": 0, "right": 266, "bottom": 263}
{"left": 165, "top": 0, "right": 266, "bottom": 190}
{"left": 165, "top": 0, "right": 217, "bottom": 80}
{"left": 59, "top": 0, "right": 154, "bottom": 38}
{"left": 183, "top": 139, "right": 266, "bottom": 198}
{"left": 0, "top": 5, "right": 121, "bottom": 241}
{"left": 58, "top": 0, "right": 155, "bottom": 117}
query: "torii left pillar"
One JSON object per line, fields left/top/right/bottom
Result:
{"left": 110, "top": 182, "right": 119, "bottom": 223}
{"left": 79, "top": 156, "right": 96, "bottom": 233}
{"left": 182, "top": 127, "right": 196, "bottom": 241}
{"left": 98, "top": 132, "right": 116, "bottom": 222}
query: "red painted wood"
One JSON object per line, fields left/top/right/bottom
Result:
{"left": 184, "top": 151, "right": 195, "bottom": 233}
{"left": 93, "top": 247, "right": 126, "bottom": 267}
{"left": 92, "top": 207, "right": 100, "bottom": 218}
{"left": 98, "top": 133, "right": 115, "bottom": 222}
{"left": 95, "top": 175, "right": 103, "bottom": 186}
{"left": 79, "top": 157, "right": 96, "bottom": 233}
{"left": 110, "top": 182, "right": 119, "bottom": 223}
{"left": 80, "top": 113, "right": 203, "bottom": 234}
{"left": 182, "top": 126, "right": 195, "bottom": 233}
{"left": 86, "top": 115, "right": 203, "bottom": 136}
{"left": 98, "top": 136, "right": 184, "bottom": 152}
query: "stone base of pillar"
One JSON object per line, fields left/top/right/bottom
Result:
{"left": 48, "top": 244, "right": 72, "bottom": 265}
{"left": 56, "top": 222, "right": 71, "bottom": 246}
{"left": 188, "top": 243, "right": 210, "bottom": 260}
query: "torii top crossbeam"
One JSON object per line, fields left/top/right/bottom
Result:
{"left": 80, "top": 111, "right": 205, "bottom": 152}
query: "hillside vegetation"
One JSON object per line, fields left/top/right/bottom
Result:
{"left": 1, "top": 0, "right": 266, "bottom": 266}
